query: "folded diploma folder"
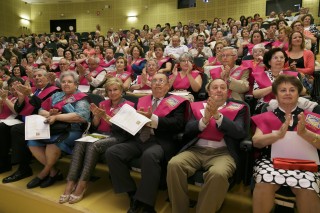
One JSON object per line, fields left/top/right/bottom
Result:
{"left": 273, "top": 158, "right": 318, "bottom": 172}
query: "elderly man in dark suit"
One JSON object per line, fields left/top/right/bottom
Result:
{"left": 167, "top": 78, "right": 247, "bottom": 213}
{"left": 106, "top": 73, "right": 188, "bottom": 213}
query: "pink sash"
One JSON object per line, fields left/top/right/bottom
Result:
{"left": 171, "top": 71, "right": 199, "bottom": 90}
{"left": 41, "top": 92, "right": 87, "bottom": 111}
{"left": 109, "top": 71, "right": 131, "bottom": 83}
{"left": 208, "top": 56, "right": 222, "bottom": 65}
{"left": 158, "top": 57, "right": 171, "bottom": 68}
{"left": 0, "top": 96, "right": 17, "bottom": 119}
{"left": 247, "top": 41, "right": 271, "bottom": 55}
{"left": 133, "top": 58, "right": 146, "bottom": 66}
{"left": 210, "top": 66, "right": 247, "bottom": 97}
{"left": 137, "top": 75, "right": 153, "bottom": 90}
{"left": 79, "top": 66, "right": 105, "bottom": 85}
{"left": 69, "top": 61, "right": 76, "bottom": 71}
{"left": 272, "top": 41, "right": 289, "bottom": 51}
{"left": 100, "top": 58, "right": 116, "bottom": 68}
{"left": 253, "top": 71, "right": 298, "bottom": 102}
{"left": 19, "top": 86, "right": 60, "bottom": 116}
{"left": 97, "top": 99, "right": 134, "bottom": 132}
{"left": 252, "top": 111, "right": 320, "bottom": 134}
{"left": 191, "top": 101, "right": 244, "bottom": 141}
{"left": 137, "top": 94, "right": 187, "bottom": 117}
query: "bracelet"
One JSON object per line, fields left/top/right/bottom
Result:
{"left": 84, "top": 72, "right": 89, "bottom": 77}
{"left": 28, "top": 93, "right": 34, "bottom": 98}
{"left": 312, "top": 134, "right": 320, "bottom": 143}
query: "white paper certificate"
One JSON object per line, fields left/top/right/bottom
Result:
{"left": 75, "top": 133, "right": 108, "bottom": 143}
{"left": 0, "top": 115, "right": 23, "bottom": 126}
{"left": 271, "top": 131, "right": 320, "bottom": 164}
{"left": 109, "top": 104, "right": 151, "bottom": 135}
{"left": 25, "top": 115, "right": 50, "bottom": 140}
{"left": 78, "top": 85, "right": 90, "bottom": 93}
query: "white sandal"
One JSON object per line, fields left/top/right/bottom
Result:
{"left": 59, "top": 194, "right": 71, "bottom": 204}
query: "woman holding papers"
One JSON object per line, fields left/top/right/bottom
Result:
{"left": 0, "top": 77, "right": 24, "bottom": 173}
{"left": 129, "top": 58, "right": 158, "bottom": 92}
{"left": 26, "top": 71, "right": 90, "bottom": 189}
{"left": 59, "top": 77, "right": 134, "bottom": 204}
{"left": 251, "top": 75, "right": 320, "bottom": 213}
{"left": 169, "top": 52, "right": 202, "bottom": 101}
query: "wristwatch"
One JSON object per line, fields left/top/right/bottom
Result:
{"left": 313, "top": 135, "right": 320, "bottom": 143}
{"left": 28, "top": 93, "right": 34, "bottom": 98}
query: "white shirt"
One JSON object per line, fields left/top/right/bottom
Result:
{"left": 196, "top": 103, "right": 227, "bottom": 149}
{"left": 164, "top": 45, "right": 188, "bottom": 60}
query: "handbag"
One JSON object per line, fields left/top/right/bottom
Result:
{"left": 273, "top": 157, "right": 318, "bottom": 172}
{"left": 50, "top": 121, "right": 71, "bottom": 135}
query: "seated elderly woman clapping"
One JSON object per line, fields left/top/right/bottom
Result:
{"left": 59, "top": 77, "right": 134, "bottom": 204}
{"left": 26, "top": 71, "right": 90, "bottom": 189}
{"left": 251, "top": 75, "right": 320, "bottom": 213}
{"left": 169, "top": 53, "right": 202, "bottom": 101}
{"left": 129, "top": 58, "right": 159, "bottom": 92}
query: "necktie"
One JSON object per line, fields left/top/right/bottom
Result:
{"left": 34, "top": 89, "right": 41, "bottom": 96}
{"left": 152, "top": 98, "right": 159, "bottom": 112}
{"left": 139, "top": 98, "right": 159, "bottom": 142}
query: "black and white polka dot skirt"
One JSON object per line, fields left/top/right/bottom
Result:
{"left": 253, "top": 158, "right": 320, "bottom": 196}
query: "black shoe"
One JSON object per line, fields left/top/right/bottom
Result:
{"left": 127, "top": 198, "right": 143, "bottom": 213}
{"left": 40, "top": 171, "right": 63, "bottom": 188}
{"left": 0, "top": 165, "right": 12, "bottom": 174}
{"left": 2, "top": 169, "right": 33, "bottom": 183}
{"left": 27, "top": 177, "right": 44, "bottom": 189}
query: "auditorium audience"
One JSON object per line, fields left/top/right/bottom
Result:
{"left": 0, "top": 10, "right": 319, "bottom": 212}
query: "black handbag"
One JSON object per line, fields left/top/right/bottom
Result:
{"left": 50, "top": 121, "right": 71, "bottom": 135}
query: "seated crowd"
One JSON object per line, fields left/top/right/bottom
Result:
{"left": 0, "top": 8, "right": 319, "bottom": 213}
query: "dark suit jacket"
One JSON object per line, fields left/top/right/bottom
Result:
{"left": 14, "top": 84, "right": 60, "bottom": 115}
{"left": 137, "top": 94, "right": 187, "bottom": 162}
{"left": 181, "top": 100, "right": 247, "bottom": 167}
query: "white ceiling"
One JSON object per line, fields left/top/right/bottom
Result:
{"left": 22, "top": 0, "right": 107, "bottom": 4}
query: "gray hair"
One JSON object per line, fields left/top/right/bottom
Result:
{"left": 179, "top": 52, "right": 194, "bottom": 63}
{"left": 146, "top": 58, "right": 159, "bottom": 70}
{"left": 87, "top": 56, "right": 100, "bottom": 65}
{"left": 33, "top": 68, "right": 47, "bottom": 76}
{"left": 59, "top": 71, "right": 79, "bottom": 85}
{"left": 221, "top": 46, "right": 237, "bottom": 55}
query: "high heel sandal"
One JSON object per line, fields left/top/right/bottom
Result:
{"left": 59, "top": 184, "right": 77, "bottom": 204}
{"left": 69, "top": 188, "right": 87, "bottom": 204}
{"left": 59, "top": 194, "right": 70, "bottom": 204}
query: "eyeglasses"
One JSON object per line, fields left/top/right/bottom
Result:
{"left": 61, "top": 81, "right": 75, "bottom": 85}
{"left": 147, "top": 64, "right": 157, "bottom": 67}
{"left": 220, "top": 54, "right": 236, "bottom": 58}
{"left": 151, "top": 79, "right": 167, "bottom": 84}
{"left": 293, "top": 24, "right": 302, "bottom": 27}
{"left": 59, "top": 63, "right": 68, "bottom": 66}
{"left": 180, "top": 59, "right": 191, "bottom": 63}
{"left": 272, "top": 56, "right": 285, "bottom": 61}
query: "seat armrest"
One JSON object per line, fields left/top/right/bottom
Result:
{"left": 240, "top": 139, "right": 252, "bottom": 151}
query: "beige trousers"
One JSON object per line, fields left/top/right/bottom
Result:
{"left": 167, "top": 146, "right": 236, "bottom": 213}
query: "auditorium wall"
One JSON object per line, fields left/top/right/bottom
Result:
{"left": 0, "top": 0, "right": 31, "bottom": 36}
{"left": 0, "top": 0, "right": 318, "bottom": 36}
